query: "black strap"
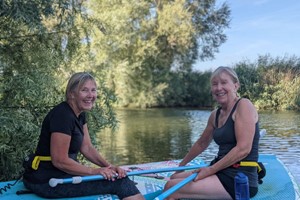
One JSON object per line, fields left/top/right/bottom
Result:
{"left": 215, "top": 98, "right": 242, "bottom": 127}
{"left": 215, "top": 107, "right": 221, "bottom": 127}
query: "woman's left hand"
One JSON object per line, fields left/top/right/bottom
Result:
{"left": 111, "top": 165, "right": 127, "bottom": 178}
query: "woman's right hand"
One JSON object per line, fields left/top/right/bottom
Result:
{"left": 93, "top": 166, "right": 118, "bottom": 181}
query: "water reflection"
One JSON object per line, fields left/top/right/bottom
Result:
{"left": 97, "top": 108, "right": 300, "bottom": 185}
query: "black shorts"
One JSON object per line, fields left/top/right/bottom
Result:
{"left": 216, "top": 172, "right": 258, "bottom": 199}
{"left": 23, "top": 177, "right": 140, "bottom": 199}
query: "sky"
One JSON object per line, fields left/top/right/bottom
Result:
{"left": 193, "top": 0, "right": 300, "bottom": 72}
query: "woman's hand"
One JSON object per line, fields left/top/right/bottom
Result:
{"left": 93, "top": 166, "right": 118, "bottom": 181}
{"left": 193, "top": 166, "right": 214, "bottom": 182}
{"left": 172, "top": 163, "right": 185, "bottom": 175}
{"left": 111, "top": 165, "right": 127, "bottom": 179}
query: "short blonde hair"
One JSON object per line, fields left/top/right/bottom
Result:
{"left": 65, "top": 72, "right": 96, "bottom": 100}
{"left": 211, "top": 66, "right": 240, "bottom": 85}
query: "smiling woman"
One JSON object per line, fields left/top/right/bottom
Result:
{"left": 162, "top": 66, "right": 260, "bottom": 200}
{"left": 66, "top": 73, "right": 97, "bottom": 116}
{"left": 21, "top": 72, "right": 145, "bottom": 199}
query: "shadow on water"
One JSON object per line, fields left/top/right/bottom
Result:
{"left": 97, "top": 108, "right": 300, "bottom": 185}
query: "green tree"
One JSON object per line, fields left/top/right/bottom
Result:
{"left": 234, "top": 61, "right": 263, "bottom": 101}
{"left": 86, "top": 0, "right": 230, "bottom": 108}
{"left": 161, "top": 70, "right": 212, "bottom": 107}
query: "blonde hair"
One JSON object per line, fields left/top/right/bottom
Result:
{"left": 65, "top": 72, "right": 96, "bottom": 100}
{"left": 211, "top": 66, "right": 240, "bottom": 84}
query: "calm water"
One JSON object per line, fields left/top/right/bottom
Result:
{"left": 97, "top": 108, "right": 300, "bottom": 185}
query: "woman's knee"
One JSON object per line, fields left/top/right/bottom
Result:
{"left": 164, "top": 180, "right": 178, "bottom": 191}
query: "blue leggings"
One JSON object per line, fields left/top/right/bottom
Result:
{"left": 23, "top": 177, "right": 141, "bottom": 199}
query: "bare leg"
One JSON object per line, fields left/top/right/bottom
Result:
{"left": 170, "top": 171, "right": 193, "bottom": 179}
{"left": 164, "top": 173, "right": 232, "bottom": 200}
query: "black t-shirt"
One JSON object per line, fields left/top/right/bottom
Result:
{"left": 36, "top": 101, "right": 86, "bottom": 157}
{"left": 24, "top": 102, "right": 86, "bottom": 183}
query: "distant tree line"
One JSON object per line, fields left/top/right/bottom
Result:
{"left": 161, "top": 54, "right": 300, "bottom": 111}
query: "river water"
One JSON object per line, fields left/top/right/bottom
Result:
{"left": 97, "top": 108, "right": 300, "bottom": 185}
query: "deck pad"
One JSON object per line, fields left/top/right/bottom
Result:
{"left": 253, "top": 154, "right": 297, "bottom": 200}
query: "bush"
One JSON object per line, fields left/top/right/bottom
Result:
{"left": 0, "top": 109, "right": 39, "bottom": 181}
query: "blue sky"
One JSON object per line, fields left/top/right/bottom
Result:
{"left": 193, "top": 0, "right": 300, "bottom": 71}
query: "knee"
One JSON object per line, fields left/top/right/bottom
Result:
{"left": 163, "top": 181, "right": 174, "bottom": 191}
{"left": 170, "top": 173, "right": 176, "bottom": 179}
{"left": 163, "top": 181, "right": 179, "bottom": 200}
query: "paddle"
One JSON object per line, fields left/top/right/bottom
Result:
{"left": 154, "top": 172, "right": 198, "bottom": 200}
{"left": 49, "top": 164, "right": 207, "bottom": 187}
{"left": 50, "top": 129, "right": 267, "bottom": 188}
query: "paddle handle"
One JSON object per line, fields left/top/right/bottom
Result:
{"left": 49, "top": 164, "right": 206, "bottom": 187}
{"left": 154, "top": 173, "right": 197, "bottom": 200}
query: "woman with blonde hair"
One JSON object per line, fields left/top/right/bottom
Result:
{"left": 23, "top": 72, "right": 144, "bottom": 200}
{"left": 163, "top": 67, "right": 260, "bottom": 199}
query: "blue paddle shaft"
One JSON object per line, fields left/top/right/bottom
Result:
{"left": 154, "top": 173, "right": 198, "bottom": 200}
{"left": 49, "top": 164, "right": 206, "bottom": 187}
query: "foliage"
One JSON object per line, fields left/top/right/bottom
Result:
{"left": 233, "top": 55, "right": 300, "bottom": 111}
{"left": 0, "top": 109, "right": 39, "bottom": 181}
{"left": 234, "top": 61, "right": 263, "bottom": 100}
{"left": 0, "top": 1, "right": 117, "bottom": 181}
{"left": 185, "top": 71, "right": 213, "bottom": 107}
{"left": 86, "top": 0, "right": 230, "bottom": 108}
{"left": 162, "top": 55, "right": 300, "bottom": 110}
{"left": 161, "top": 70, "right": 212, "bottom": 107}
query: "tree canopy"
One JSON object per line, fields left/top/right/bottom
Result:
{"left": 85, "top": 0, "right": 230, "bottom": 107}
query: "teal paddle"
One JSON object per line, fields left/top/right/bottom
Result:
{"left": 154, "top": 173, "right": 198, "bottom": 200}
{"left": 49, "top": 164, "right": 207, "bottom": 187}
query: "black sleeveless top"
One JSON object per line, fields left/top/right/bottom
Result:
{"left": 213, "top": 98, "right": 260, "bottom": 187}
